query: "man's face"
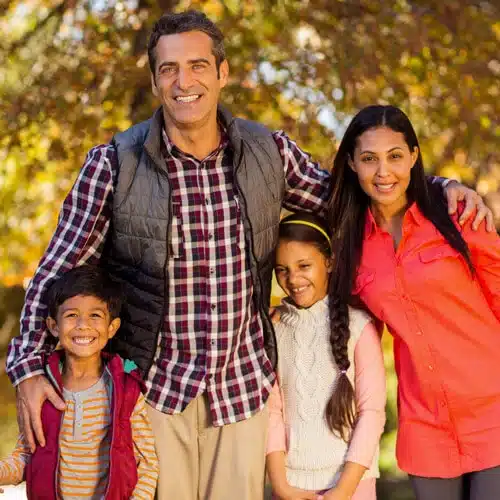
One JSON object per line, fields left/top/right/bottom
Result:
{"left": 151, "top": 31, "right": 229, "bottom": 130}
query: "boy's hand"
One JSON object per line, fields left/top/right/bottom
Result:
{"left": 17, "top": 375, "right": 65, "bottom": 452}
{"left": 444, "top": 181, "right": 494, "bottom": 231}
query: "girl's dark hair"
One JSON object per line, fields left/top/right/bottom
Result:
{"left": 148, "top": 10, "right": 225, "bottom": 77}
{"left": 279, "top": 212, "right": 331, "bottom": 259}
{"left": 325, "top": 105, "right": 473, "bottom": 440}
{"left": 45, "top": 265, "right": 124, "bottom": 319}
{"left": 279, "top": 212, "right": 354, "bottom": 440}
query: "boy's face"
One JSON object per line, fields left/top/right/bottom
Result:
{"left": 46, "top": 295, "right": 121, "bottom": 360}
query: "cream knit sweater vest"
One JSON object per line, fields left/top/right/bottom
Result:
{"left": 275, "top": 296, "right": 380, "bottom": 490}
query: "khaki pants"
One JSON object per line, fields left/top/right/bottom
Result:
{"left": 146, "top": 395, "right": 268, "bottom": 500}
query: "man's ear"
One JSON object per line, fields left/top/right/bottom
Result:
{"left": 151, "top": 72, "right": 158, "bottom": 97}
{"left": 107, "top": 318, "right": 121, "bottom": 340}
{"left": 218, "top": 59, "right": 229, "bottom": 88}
{"left": 46, "top": 316, "right": 59, "bottom": 338}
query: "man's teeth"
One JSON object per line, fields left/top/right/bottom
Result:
{"left": 73, "top": 337, "right": 95, "bottom": 345}
{"left": 175, "top": 95, "right": 200, "bottom": 103}
{"left": 376, "top": 184, "right": 395, "bottom": 191}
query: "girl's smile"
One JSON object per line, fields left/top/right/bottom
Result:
{"left": 275, "top": 239, "right": 332, "bottom": 309}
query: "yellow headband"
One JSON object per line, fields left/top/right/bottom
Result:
{"left": 281, "top": 220, "right": 332, "bottom": 249}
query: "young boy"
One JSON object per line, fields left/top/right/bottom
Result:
{"left": 0, "top": 265, "right": 158, "bottom": 499}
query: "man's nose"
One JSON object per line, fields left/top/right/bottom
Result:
{"left": 176, "top": 68, "right": 194, "bottom": 91}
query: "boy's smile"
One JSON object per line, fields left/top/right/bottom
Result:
{"left": 47, "top": 295, "right": 121, "bottom": 361}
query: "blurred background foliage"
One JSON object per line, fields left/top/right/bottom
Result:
{"left": 0, "top": 0, "right": 499, "bottom": 498}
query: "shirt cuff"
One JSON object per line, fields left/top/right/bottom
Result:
{"left": 7, "top": 358, "right": 45, "bottom": 387}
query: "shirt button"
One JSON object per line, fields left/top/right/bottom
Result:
{"left": 428, "top": 365, "right": 434, "bottom": 371}
{"left": 208, "top": 233, "right": 213, "bottom": 240}
{"left": 210, "top": 340, "right": 216, "bottom": 346}
{"left": 211, "top": 304, "right": 216, "bottom": 311}
{"left": 205, "top": 198, "right": 210, "bottom": 205}
{"left": 415, "top": 330, "right": 422, "bottom": 336}
{"left": 210, "top": 268, "right": 215, "bottom": 275}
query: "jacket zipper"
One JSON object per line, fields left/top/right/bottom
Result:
{"left": 103, "top": 366, "right": 116, "bottom": 499}
{"left": 233, "top": 142, "right": 278, "bottom": 370}
{"left": 46, "top": 366, "right": 63, "bottom": 500}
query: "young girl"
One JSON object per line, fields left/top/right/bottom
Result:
{"left": 326, "top": 104, "right": 500, "bottom": 499}
{"left": 266, "top": 213, "right": 386, "bottom": 500}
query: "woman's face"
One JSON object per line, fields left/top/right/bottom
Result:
{"left": 349, "top": 126, "right": 418, "bottom": 214}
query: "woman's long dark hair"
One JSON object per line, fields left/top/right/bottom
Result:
{"left": 325, "top": 105, "right": 473, "bottom": 439}
{"left": 279, "top": 212, "right": 355, "bottom": 441}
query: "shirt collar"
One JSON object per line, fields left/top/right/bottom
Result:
{"left": 364, "top": 201, "right": 422, "bottom": 239}
{"left": 161, "top": 124, "right": 229, "bottom": 161}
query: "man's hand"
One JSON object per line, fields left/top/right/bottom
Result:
{"left": 16, "top": 375, "right": 65, "bottom": 452}
{"left": 444, "top": 181, "right": 494, "bottom": 231}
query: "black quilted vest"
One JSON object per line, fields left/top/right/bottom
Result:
{"left": 102, "top": 107, "right": 284, "bottom": 374}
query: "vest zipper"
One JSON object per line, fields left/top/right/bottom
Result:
{"left": 46, "top": 366, "right": 63, "bottom": 500}
{"left": 103, "top": 366, "right": 116, "bottom": 499}
{"left": 144, "top": 149, "right": 173, "bottom": 376}
{"left": 234, "top": 143, "right": 278, "bottom": 370}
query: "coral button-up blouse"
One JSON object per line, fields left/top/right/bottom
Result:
{"left": 355, "top": 203, "right": 500, "bottom": 478}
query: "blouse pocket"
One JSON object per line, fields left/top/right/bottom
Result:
{"left": 418, "top": 245, "right": 459, "bottom": 264}
{"left": 353, "top": 269, "right": 376, "bottom": 296}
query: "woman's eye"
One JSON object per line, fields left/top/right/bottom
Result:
{"left": 390, "top": 153, "right": 402, "bottom": 159}
{"left": 361, "top": 156, "right": 375, "bottom": 162}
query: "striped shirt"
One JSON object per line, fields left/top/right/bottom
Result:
{"left": 7, "top": 127, "right": 331, "bottom": 426}
{"left": 0, "top": 372, "right": 158, "bottom": 498}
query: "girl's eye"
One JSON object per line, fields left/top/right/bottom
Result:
{"left": 390, "top": 153, "right": 402, "bottom": 159}
{"left": 275, "top": 268, "right": 287, "bottom": 275}
{"left": 299, "top": 264, "right": 310, "bottom": 269}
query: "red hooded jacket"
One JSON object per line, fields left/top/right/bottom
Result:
{"left": 25, "top": 351, "right": 143, "bottom": 499}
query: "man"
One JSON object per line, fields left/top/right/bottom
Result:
{"left": 7, "top": 10, "right": 493, "bottom": 500}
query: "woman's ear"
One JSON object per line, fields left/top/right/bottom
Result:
{"left": 411, "top": 146, "right": 419, "bottom": 167}
{"left": 348, "top": 154, "right": 356, "bottom": 172}
{"left": 46, "top": 316, "right": 59, "bottom": 338}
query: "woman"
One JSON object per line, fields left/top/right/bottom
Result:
{"left": 326, "top": 105, "right": 500, "bottom": 500}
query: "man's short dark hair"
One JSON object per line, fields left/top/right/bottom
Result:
{"left": 148, "top": 10, "right": 225, "bottom": 76}
{"left": 45, "top": 265, "right": 124, "bottom": 319}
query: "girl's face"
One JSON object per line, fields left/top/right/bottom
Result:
{"left": 275, "top": 239, "right": 332, "bottom": 308}
{"left": 349, "top": 126, "right": 418, "bottom": 214}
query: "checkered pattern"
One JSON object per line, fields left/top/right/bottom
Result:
{"left": 7, "top": 129, "right": 329, "bottom": 425}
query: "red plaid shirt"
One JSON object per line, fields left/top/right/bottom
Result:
{"left": 7, "top": 129, "right": 329, "bottom": 425}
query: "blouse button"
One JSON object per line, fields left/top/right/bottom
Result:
{"left": 428, "top": 365, "right": 434, "bottom": 371}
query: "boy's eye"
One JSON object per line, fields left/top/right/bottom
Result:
{"left": 90, "top": 313, "right": 104, "bottom": 318}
